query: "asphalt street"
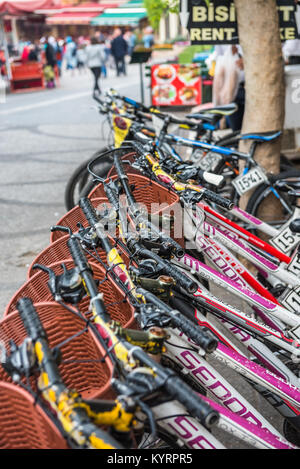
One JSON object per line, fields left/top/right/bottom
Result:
{"left": 0, "top": 63, "right": 288, "bottom": 448}
{"left": 0, "top": 63, "right": 145, "bottom": 313}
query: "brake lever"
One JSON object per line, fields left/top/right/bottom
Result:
{"left": 1, "top": 338, "right": 36, "bottom": 382}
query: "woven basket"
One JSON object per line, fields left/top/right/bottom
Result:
{"left": 0, "top": 381, "right": 68, "bottom": 449}
{"left": 5, "top": 258, "right": 135, "bottom": 330}
{"left": 0, "top": 302, "right": 114, "bottom": 400}
{"left": 50, "top": 197, "right": 108, "bottom": 243}
{"left": 89, "top": 172, "right": 184, "bottom": 248}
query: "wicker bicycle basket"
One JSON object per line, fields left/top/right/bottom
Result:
{"left": 0, "top": 302, "right": 114, "bottom": 400}
{"left": 0, "top": 381, "right": 68, "bottom": 449}
{"left": 50, "top": 197, "right": 108, "bottom": 243}
{"left": 89, "top": 171, "right": 184, "bottom": 248}
{"left": 5, "top": 257, "right": 136, "bottom": 330}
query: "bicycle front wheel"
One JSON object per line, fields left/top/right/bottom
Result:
{"left": 64, "top": 146, "right": 112, "bottom": 211}
{"left": 245, "top": 169, "right": 300, "bottom": 236}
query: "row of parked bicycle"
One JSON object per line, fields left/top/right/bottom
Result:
{"left": 2, "top": 89, "right": 300, "bottom": 449}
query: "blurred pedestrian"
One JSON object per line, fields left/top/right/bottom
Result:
{"left": 28, "top": 42, "right": 39, "bottom": 61}
{"left": 76, "top": 43, "right": 87, "bottom": 74}
{"left": 111, "top": 28, "right": 128, "bottom": 76}
{"left": 21, "top": 41, "right": 30, "bottom": 61}
{"left": 124, "top": 30, "right": 136, "bottom": 57}
{"left": 212, "top": 45, "right": 245, "bottom": 131}
{"left": 143, "top": 26, "right": 154, "bottom": 48}
{"left": 65, "top": 36, "right": 77, "bottom": 75}
{"left": 282, "top": 39, "right": 300, "bottom": 65}
{"left": 85, "top": 36, "right": 107, "bottom": 96}
{"left": 44, "top": 37, "right": 57, "bottom": 88}
{"left": 56, "top": 39, "right": 64, "bottom": 76}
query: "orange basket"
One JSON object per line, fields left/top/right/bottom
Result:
{"left": 28, "top": 235, "right": 107, "bottom": 278}
{"left": 6, "top": 258, "right": 136, "bottom": 329}
{"left": 0, "top": 381, "right": 68, "bottom": 449}
{"left": 50, "top": 197, "right": 108, "bottom": 243}
{"left": 0, "top": 302, "right": 114, "bottom": 400}
{"left": 90, "top": 172, "right": 178, "bottom": 209}
{"left": 89, "top": 172, "right": 184, "bottom": 248}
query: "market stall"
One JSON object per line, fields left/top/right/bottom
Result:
{"left": 0, "top": 0, "right": 60, "bottom": 91}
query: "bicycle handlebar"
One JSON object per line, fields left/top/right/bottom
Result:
{"left": 129, "top": 138, "right": 233, "bottom": 211}
{"left": 201, "top": 189, "right": 233, "bottom": 210}
{"left": 131, "top": 346, "right": 219, "bottom": 427}
{"left": 136, "top": 287, "right": 218, "bottom": 353}
{"left": 16, "top": 297, "right": 123, "bottom": 449}
{"left": 128, "top": 239, "right": 198, "bottom": 294}
{"left": 50, "top": 222, "right": 219, "bottom": 430}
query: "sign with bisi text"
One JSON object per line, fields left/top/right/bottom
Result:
{"left": 180, "top": 0, "right": 298, "bottom": 44}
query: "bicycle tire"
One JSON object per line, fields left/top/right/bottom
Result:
{"left": 245, "top": 169, "right": 300, "bottom": 235}
{"left": 64, "top": 146, "right": 111, "bottom": 211}
{"left": 283, "top": 419, "right": 300, "bottom": 447}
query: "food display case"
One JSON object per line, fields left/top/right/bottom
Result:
{"left": 151, "top": 63, "right": 202, "bottom": 107}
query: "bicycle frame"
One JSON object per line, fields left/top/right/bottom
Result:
{"left": 160, "top": 329, "right": 298, "bottom": 449}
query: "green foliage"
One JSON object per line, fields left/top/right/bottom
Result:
{"left": 144, "top": 0, "right": 179, "bottom": 31}
{"left": 144, "top": 0, "right": 211, "bottom": 31}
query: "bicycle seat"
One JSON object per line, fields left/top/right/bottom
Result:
{"left": 240, "top": 131, "right": 282, "bottom": 142}
{"left": 185, "top": 112, "right": 221, "bottom": 126}
{"left": 200, "top": 103, "right": 238, "bottom": 116}
{"left": 289, "top": 219, "right": 300, "bottom": 234}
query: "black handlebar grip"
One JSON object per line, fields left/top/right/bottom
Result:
{"left": 67, "top": 236, "right": 91, "bottom": 274}
{"left": 170, "top": 311, "right": 218, "bottom": 353}
{"left": 130, "top": 346, "right": 219, "bottom": 427}
{"left": 164, "top": 374, "right": 219, "bottom": 428}
{"left": 136, "top": 246, "right": 197, "bottom": 294}
{"left": 161, "top": 260, "right": 198, "bottom": 294}
{"left": 203, "top": 189, "right": 234, "bottom": 210}
{"left": 79, "top": 197, "right": 99, "bottom": 227}
{"left": 104, "top": 183, "right": 120, "bottom": 211}
{"left": 16, "top": 297, "right": 46, "bottom": 341}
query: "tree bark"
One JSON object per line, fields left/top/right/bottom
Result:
{"left": 234, "top": 0, "right": 285, "bottom": 217}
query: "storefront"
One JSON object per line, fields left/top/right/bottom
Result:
{"left": 45, "top": 2, "right": 119, "bottom": 37}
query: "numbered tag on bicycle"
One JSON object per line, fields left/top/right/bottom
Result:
{"left": 194, "top": 151, "right": 223, "bottom": 171}
{"left": 232, "top": 167, "right": 268, "bottom": 196}
{"left": 279, "top": 286, "right": 300, "bottom": 313}
{"left": 271, "top": 212, "right": 300, "bottom": 254}
{"left": 287, "top": 250, "right": 300, "bottom": 275}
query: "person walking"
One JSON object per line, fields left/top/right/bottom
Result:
{"left": 65, "top": 36, "right": 77, "bottom": 75}
{"left": 76, "top": 43, "right": 87, "bottom": 74}
{"left": 124, "top": 30, "right": 136, "bottom": 57}
{"left": 143, "top": 26, "right": 154, "bottom": 48}
{"left": 85, "top": 36, "right": 107, "bottom": 97}
{"left": 110, "top": 28, "right": 128, "bottom": 76}
{"left": 44, "top": 37, "right": 57, "bottom": 88}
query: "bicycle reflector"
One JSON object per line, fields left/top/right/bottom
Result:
{"left": 114, "top": 116, "right": 128, "bottom": 130}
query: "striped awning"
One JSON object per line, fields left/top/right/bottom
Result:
{"left": 91, "top": 9, "right": 146, "bottom": 26}
{"left": 45, "top": 2, "right": 119, "bottom": 25}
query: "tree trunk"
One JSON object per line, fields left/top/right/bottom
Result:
{"left": 234, "top": 0, "right": 285, "bottom": 219}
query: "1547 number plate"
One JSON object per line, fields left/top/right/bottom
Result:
{"left": 232, "top": 167, "right": 268, "bottom": 196}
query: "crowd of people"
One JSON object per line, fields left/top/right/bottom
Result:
{"left": 205, "top": 37, "right": 300, "bottom": 132}
{"left": 14, "top": 26, "right": 154, "bottom": 92}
